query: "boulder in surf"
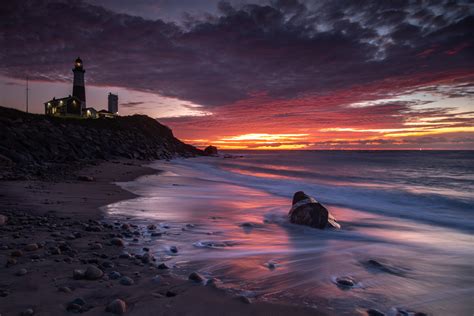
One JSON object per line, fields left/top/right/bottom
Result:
{"left": 288, "top": 191, "right": 341, "bottom": 229}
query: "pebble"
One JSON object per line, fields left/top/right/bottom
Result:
{"left": 367, "top": 309, "right": 385, "bottom": 316}
{"left": 85, "top": 265, "right": 104, "bottom": 280}
{"left": 239, "top": 295, "right": 252, "bottom": 304}
{"left": 16, "top": 268, "right": 28, "bottom": 276}
{"left": 169, "top": 246, "right": 178, "bottom": 253}
{"left": 336, "top": 276, "right": 355, "bottom": 287}
{"left": 73, "top": 269, "right": 85, "bottom": 280}
{"left": 67, "top": 298, "right": 87, "bottom": 313}
{"left": 24, "top": 243, "right": 39, "bottom": 251}
{"left": 157, "top": 263, "right": 169, "bottom": 270}
{"left": 151, "top": 232, "right": 162, "bottom": 237}
{"left": 119, "top": 276, "right": 134, "bottom": 286}
{"left": 147, "top": 224, "right": 156, "bottom": 230}
{"left": 105, "top": 299, "right": 127, "bottom": 315}
{"left": 50, "top": 247, "right": 61, "bottom": 255}
{"left": 166, "top": 290, "right": 177, "bottom": 297}
{"left": 0, "top": 214, "right": 7, "bottom": 225}
{"left": 21, "top": 308, "right": 34, "bottom": 316}
{"left": 11, "top": 250, "right": 23, "bottom": 257}
{"left": 90, "top": 243, "right": 103, "bottom": 250}
{"left": 110, "top": 238, "right": 125, "bottom": 247}
{"left": 109, "top": 271, "right": 122, "bottom": 280}
{"left": 188, "top": 272, "right": 205, "bottom": 283}
{"left": 58, "top": 286, "right": 72, "bottom": 293}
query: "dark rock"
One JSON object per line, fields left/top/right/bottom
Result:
{"left": 239, "top": 295, "right": 252, "bottom": 304}
{"left": 67, "top": 298, "right": 87, "bottom": 313}
{"left": 105, "top": 299, "right": 127, "bottom": 315}
{"left": 166, "top": 290, "right": 177, "bottom": 297}
{"left": 84, "top": 265, "right": 103, "bottom": 280}
{"left": 110, "top": 238, "right": 125, "bottom": 247}
{"left": 11, "top": 250, "right": 23, "bottom": 257}
{"left": 108, "top": 271, "right": 121, "bottom": 280}
{"left": 58, "top": 286, "right": 72, "bottom": 293}
{"left": 0, "top": 214, "right": 7, "bottom": 225}
{"left": 336, "top": 276, "right": 355, "bottom": 287}
{"left": 119, "top": 276, "right": 134, "bottom": 286}
{"left": 188, "top": 272, "right": 205, "bottom": 283}
{"left": 77, "top": 175, "right": 94, "bottom": 182}
{"left": 367, "top": 309, "right": 385, "bottom": 316}
{"left": 15, "top": 268, "right": 28, "bottom": 276}
{"left": 21, "top": 308, "right": 34, "bottom": 316}
{"left": 203, "top": 145, "right": 218, "bottom": 156}
{"left": 157, "top": 263, "right": 169, "bottom": 270}
{"left": 169, "top": 246, "right": 178, "bottom": 253}
{"left": 288, "top": 191, "right": 341, "bottom": 229}
{"left": 24, "top": 243, "right": 39, "bottom": 251}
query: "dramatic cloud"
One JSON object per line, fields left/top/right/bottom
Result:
{"left": 0, "top": 0, "right": 473, "bottom": 149}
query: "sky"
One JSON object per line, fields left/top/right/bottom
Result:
{"left": 0, "top": 0, "right": 473, "bottom": 150}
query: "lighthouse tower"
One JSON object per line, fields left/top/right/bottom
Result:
{"left": 72, "top": 57, "right": 86, "bottom": 109}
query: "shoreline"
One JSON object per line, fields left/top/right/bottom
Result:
{"left": 0, "top": 159, "right": 324, "bottom": 316}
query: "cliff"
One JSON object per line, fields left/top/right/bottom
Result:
{"left": 0, "top": 106, "right": 202, "bottom": 179}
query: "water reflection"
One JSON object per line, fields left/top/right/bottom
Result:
{"left": 104, "top": 158, "right": 474, "bottom": 315}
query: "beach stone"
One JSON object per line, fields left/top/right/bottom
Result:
{"left": 58, "top": 286, "right": 72, "bottom": 293}
{"left": 6, "top": 257, "right": 17, "bottom": 266}
{"left": 24, "top": 243, "right": 39, "bottom": 251}
{"left": 189, "top": 272, "right": 205, "bottom": 283}
{"left": 157, "top": 263, "right": 169, "bottom": 269}
{"left": 169, "top": 246, "right": 178, "bottom": 253}
{"left": 239, "top": 295, "right": 252, "bottom": 304}
{"left": 0, "top": 214, "right": 7, "bottom": 225}
{"left": 106, "top": 299, "right": 127, "bottom": 315}
{"left": 85, "top": 265, "right": 103, "bottom": 280}
{"left": 206, "top": 278, "right": 222, "bottom": 288}
{"left": 110, "top": 238, "right": 125, "bottom": 247}
{"left": 109, "top": 271, "right": 122, "bottom": 280}
{"left": 147, "top": 224, "right": 156, "bottom": 230}
{"left": 16, "top": 268, "right": 28, "bottom": 276}
{"left": 119, "top": 251, "right": 131, "bottom": 259}
{"left": 204, "top": 145, "right": 218, "bottom": 156}
{"left": 21, "top": 308, "right": 34, "bottom": 316}
{"left": 288, "top": 191, "right": 341, "bottom": 229}
{"left": 367, "top": 309, "right": 385, "bottom": 316}
{"left": 90, "top": 243, "right": 103, "bottom": 250}
{"left": 336, "top": 276, "right": 355, "bottom": 287}
{"left": 77, "top": 175, "right": 94, "bottom": 182}
{"left": 11, "top": 250, "right": 23, "bottom": 257}
{"left": 67, "top": 298, "right": 87, "bottom": 312}
{"left": 119, "top": 276, "right": 134, "bottom": 286}
{"left": 121, "top": 223, "right": 130, "bottom": 230}
{"left": 166, "top": 290, "right": 177, "bottom": 297}
{"left": 151, "top": 232, "right": 162, "bottom": 237}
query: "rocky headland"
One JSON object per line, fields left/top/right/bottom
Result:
{"left": 0, "top": 106, "right": 202, "bottom": 180}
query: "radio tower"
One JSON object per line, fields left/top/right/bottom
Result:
{"left": 26, "top": 75, "right": 29, "bottom": 113}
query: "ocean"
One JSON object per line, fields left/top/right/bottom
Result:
{"left": 105, "top": 151, "right": 474, "bottom": 315}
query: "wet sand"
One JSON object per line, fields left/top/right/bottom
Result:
{"left": 0, "top": 159, "right": 324, "bottom": 316}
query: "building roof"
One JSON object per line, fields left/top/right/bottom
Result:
{"left": 44, "top": 95, "right": 82, "bottom": 104}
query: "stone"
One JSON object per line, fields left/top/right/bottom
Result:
{"left": 21, "top": 308, "right": 34, "bottom": 316}
{"left": 108, "top": 271, "right": 122, "bottom": 280}
{"left": 203, "top": 145, "right": 218, "bottom": 156}
{"left": 0, "top": 214, "right": 8, "bottom": 225}
{"left": 58, "top": 286, "right": 72, "bottom": 293}
{"left": 77, "top": 175, "right": 94, "bottom": 182}
{"left": 105, "top": 299, "right": 127, "bottom": 315}
{"left": 147, "top": 224, "right": 156, "bottom": 230}
{"left": 151, "top": 232, "right": 162, "bottom": 237}
{"left": 169, "top": 246, "right": 178, "bottom": 253}
{"left": 85, "top": 265, "right": 103, "bottom": 280}
{"left": 24, "top": 243, "right": 39, "bottom": 251}
{"left": 11, "top": 250, "right": 23, "bottom": 257}
{"left": 157, "top": 263, "right": 169, "bottom": 269}
{"left": 239, "top": 295, "right": 252, "bottom": 304}
{"left": 73, "top": 268, "right": 84, "bottom": 280}
{"left": 119, "top": 276, "right": 134, "bottom": 286}
{"left": 188, "top": 272, "right": 205, "bottom": 283}
{"left": 367, "top": 309, "right": 385, "bottom": 316}
{"left": 166, "top": 290, "right": 177, "bottom": 297}
{"left": 288, "top": 191, "right": 341, "bottom": 229}
{"left": 90, "top": 243, "right": 103, "bottom": 250}
{"left": 110, "top": 238, "right": 125, "bottom": 247}
{"left": 16, "top": 268, "right": 28, "bottom": 276}
{"left": 336, "top": 276, "right": 355, "bottom": 287}
{"left": 67, "top": 298, "right": 87, "bottom": 312}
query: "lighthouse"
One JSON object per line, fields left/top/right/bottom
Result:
{"left": 72, "top": 57, "right": 86, "bottom": 109}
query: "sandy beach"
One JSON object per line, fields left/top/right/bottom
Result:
{"left": 0, "top": 159, "right": 323, "bottom": 316}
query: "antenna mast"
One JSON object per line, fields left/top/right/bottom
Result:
{"left": 26, "top": 75, "right": 29, "bottom": 113}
